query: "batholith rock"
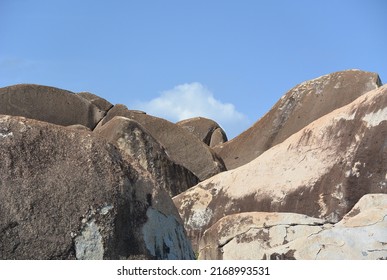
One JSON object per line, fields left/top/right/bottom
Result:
{"left": 174, "top": 84, "right": 387, "bottom": 251}
{"left": 176, "top": 117, "right": 228, "bottom": 147}
{"left": 198, "top": 194, "right": 387, "bottom": 260}
{"left": 98, "top": 105, "right": 226, "bottom": 181}
{"left": 0, "top": 115, "right": 194, "bottom": 260}
{"left": 0, "top": 84, "right": 107, "bottom": 129}
{"left": 214, "top": 70, "right": 382, "bottom": 170}
{"left": 94, "top": 116, "right": 199, "bottom": 197}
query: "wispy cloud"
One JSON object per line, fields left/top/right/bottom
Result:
{"left": 135, "top": 82, "right": 250, "bottom": 139}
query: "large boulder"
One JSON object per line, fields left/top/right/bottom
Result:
{"left": 98, "top": 105, "right": 226, "bottom": 181}
{"left": 94, "top": 116, "right": 199, "bottom": 197}
{"left": 0, "top": 115, "right": 194, "bottom": 260}
{"left": 176, "top": 117, "right": 228, "bottom": 147}
{"left": 198, "top": 194, "right": 387, "bottom": 260}
{"left": 174, "top": 84, "right": 387, "bottom": 251}
{"left": 214, "top": 70, "right": 382, "bottom": 169}
{"left": 0, "top": 84, "right": 107, "bottom": 129}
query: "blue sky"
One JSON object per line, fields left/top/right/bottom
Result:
{"left": 1, "top": 0, "right": 386, "bottom": 139}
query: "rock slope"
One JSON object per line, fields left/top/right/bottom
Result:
{"left": 174, "top": 84, "right": 387, "bottom": 251}
{"left": 214, "top": 70, "right": 382, "bottom": 170}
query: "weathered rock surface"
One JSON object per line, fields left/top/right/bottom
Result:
{"left": 94, "top": 116, "right": 199, "bottom": 197}
{"left": 199, "top": 194, "right": 387, "bottom": 260}
{"left": 214, "top": 70, "right": 382, "bottom": 170}
{"left": 176, "top": 117, "right": 228, "bottom": 147}
{"left": 0, "top": 84, "right": 107, "bottom": 129}
{"left": 98, "top": 105, "right": 226, "bottom": 181}
{"left": 174, "top": 84, "right": 387, "bottom": 251}
{"left": 0, "top": 115, "right": 194, "bottom": 260}
{"left": 77, "top": 91, "right": 113, "bottom": 112}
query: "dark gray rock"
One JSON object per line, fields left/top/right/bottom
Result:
{"left": 94, "top": 116, "right": 199, "bottom": 197}
{"left": 0, "top": 115, "right": 194, "bottom": 260}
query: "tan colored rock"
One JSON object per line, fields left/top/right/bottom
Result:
{"left": 174, "top": 84, "right": 387, "bottom": 251}
{"left": 199, "top": 194, "right": 387, "bottom": 260}
{"left": 176, "top": 117, "right": 227, "bottom": 147}
{"left": 0, "top": 84, "right": 107, "bottom": 129}
{"left": 98, "top": 105, "right": 226, "bottom": 181}
{"left": 94, "top": 116, "right": 199, "bottom": 197}
{"left": 198, "top": 212, "right": 327, "bottom": 259}
{"left": 0, "top": 115, "right": 194, "bottom": 260}
{"left": 215, "top": 70, "right": 382, "bottom": 170}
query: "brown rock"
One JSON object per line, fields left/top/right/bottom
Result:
{"left": 215, "top": 70, "right": 382, "bottom": 169}
{"left": 77, "top": 91, "right": 113, "bottom": 112}
{"left": 174, "top": 84, "right": 387, "bottom": 251}
{"left": 98, "top": 105, "right": 226, "bottom": 181}
{"left": 0, "top": 115, "right": 194, "bottom": 259}
{"left": 176, "top": 117, "right": 227, "bottom": 147}
{"left": 94, "top": 116, "right": 199, "bottom": 197}
{"left": 0, "top": 84, "right": 106, "bottom": 129}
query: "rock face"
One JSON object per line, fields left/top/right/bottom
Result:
{"left": 94, "top": 116, "right": 199, "bottom": 197}
{"left": 214, "top": 70, "right": 382, "bottom": 170}
{"left": 176, "top": 117, "right": 228, "bottom": 147}
{"left": 98, "top": 105, "right": 226, "bottom": 181}
{"left": 0, "top": 84, "right": 107, "bottom": 129}
{"left": 198, "top": 194, "right": 387, "bottom": 260}
{"left": 0, "top": 115, "right": 194, "bottom": 260}
{"left": 174, "top": 84, "right": 387, "bottom": 251}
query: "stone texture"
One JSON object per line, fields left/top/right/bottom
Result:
{"left": 176, "top": 117, "right": 227, "bottom": 147}
{"left": 94, "top": 116, "right": 199, "bottom": 197}
{"left": 77, "top": 91, "right": 113, "bottom": 113}
{"left": 198, "top": 194, "right": 387, "bottom": 260}
{"left": 174, "top": 84, "right": 387, "bottom": 251}
{"left": 98, "top": 105, "right": 226, "bottom": 181}
{"left": 214, "top": 70, "right": 382, "bottom": 170}
{"left": 0, "top": 84, "right": 106, "bottom": 130}
{"left": 0, "top": 115, "right": 194, "bottom": 260}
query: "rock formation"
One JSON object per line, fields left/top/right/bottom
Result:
{"left": 176, "top": 117, "right": 228, "bottom": 147}
{"left": 0, "top": 115, "right": 194, "bottom": 259}
{"left": 198, "top": 194, "right": 387, "bottom": 260}
{"left": 214, "top": 70, "right": 382, "bottom": 170}
{"left": 174, "top": 83, "right": 387, "bottom": 251}
{"left": 98, "top": 104, "right": 226, "bottom": 181}
{"left": 94, "top": 116, "right": 199, "bottom": 197}
{"left": 1, "top": 69, "right": 386, "bottom": 260}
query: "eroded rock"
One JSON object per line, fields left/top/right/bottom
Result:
{"left": 174, "top": 84, "right": 387, "bottom": 251}
{"left": 0, "top": 84, "right": 107, "bottom": 129}
{"left": 215, "top": 70, "right": 382, "bottom": 169}
{"left": 0, "top": 115, "right": 194, "bottom": 260}
{"left": 94, "top": 116, "right": 199, "bottom": 197}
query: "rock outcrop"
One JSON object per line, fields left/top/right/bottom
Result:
{"left": 214, "top": 70, "right": 382, "bottom": 170}
{"left": 174, "top": 84, "right": 387, "bottom": 251}
{"left": 0, "top": 115, "right": 194, "bottom": 260}
{"left": 176, "top": 117, "right": 228, "bottom": 147}
{"left": 198, "top": 194, "right": 387, "bottom": 260}
{"left": 98, "top": 105, "right": 226, "bottom": 181}
{"left": 0, "top": 84, "right": 107, "bottom": 130}
{"left": 94, "top": 116, "right": 199, "bottom": 197}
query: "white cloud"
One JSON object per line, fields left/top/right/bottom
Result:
{"left": 135, "top": 82, "right": 251, "bottom": 139}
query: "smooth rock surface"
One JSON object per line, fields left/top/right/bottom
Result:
{"left": 0, "top": 115, "right": 194, "bottom": 260}
{"left": 0, "top": 84, "right": 106, "bottom": 129}
{"left": 98, "top": 105, "right": 226, "bottom": 181}
{"left": 176, "top": 117, "right": 227, "bottom": 147}
{"left": 174, "top": 84, "right": 387, "bottom": 251}
{"left": 214, "top": 70, "right": 382, "bottom": 169}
